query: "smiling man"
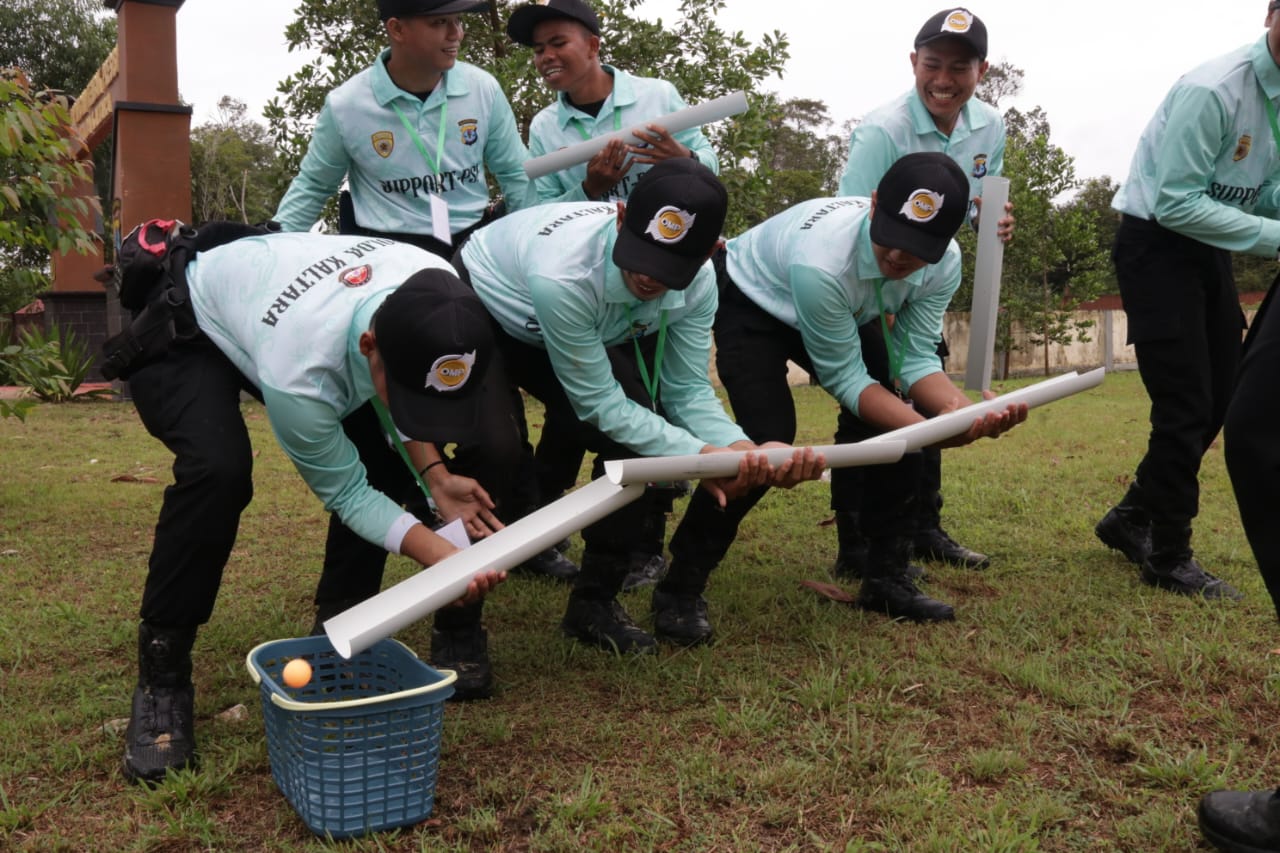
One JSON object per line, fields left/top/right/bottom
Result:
{"left": 274, "top": 0, "right": 531, "bottom": 256}
{"left": 457, "top": 159, "right": 820, "bottom": 653}
{"left": 658, "top": 152, "right": 1026, "bottom": 639}
{"left": 834, "top": 7, "right": 1012, "bottom": 582}
{"left": 506, "top": 0, "right": 717, "bottom": 205}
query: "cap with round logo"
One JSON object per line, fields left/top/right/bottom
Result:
{"left": 377, "top": 0, "right": 489, "bottom": 21}
{"left": 373, "top": 268, "right": 496, "bottom": 442}
{"left": 506, "top": 0, "right": 600, "bottom": 46}
{"left": 868, "top": 152, "right": 970, "bottom": 265}
{"left": 611, "top": 159, "right": 727, "bottom": 291}
{"left": 914, "top": 8, "right": 987, "bottom": 60}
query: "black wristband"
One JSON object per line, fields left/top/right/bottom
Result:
{"left": 418, "top": 460, "right": 445, "bottom": 478}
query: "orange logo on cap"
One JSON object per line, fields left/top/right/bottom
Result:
{"left": 942, "top": 10, "right": 973, "bottom": 33}
{"left": 425, "top": 351, "right": 475, "bottom": 393}
{"left": 899, "top": 189, "right": 945, "bottom": 223}
{"left": 644, "top": 205, "right": 695, "bottom": 244}
{"left": 1234, "top": 134, "right": 1252, "bottom": 161}
{"left": 372, "top": 131, "right": 394, "bottom": 158}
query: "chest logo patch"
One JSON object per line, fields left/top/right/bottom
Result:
{"left": 973, "top": 153, "right": 988, "bottom": 178}
{"left": 941, "top": 9, "right": 974, "bottom": 34}
{"left": 459, "top": 119, "right": 479, "bottom": 146}
{"left": 1234, "top": 134, "right": 1252, "bottom": 162}
{"left": 900, "top": 189, "right": 945, "bottom": 223}
{"left": 372, "top": 131, "right": 395, "bottom": 158}
{"left": 645, "top": 206, "right": 696, "bottom": 244}
{"left": 426, "top": 351, "right": 476, "bottom": 392}
{"left": 340, "top": 265, "right": 372, "bottom": 287}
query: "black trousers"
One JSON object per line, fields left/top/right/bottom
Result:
{"left": 1225, "top": 278, "right": 1280, "bottom": 616}
{"left": 664, "top": 266, "right": 920, "bottom": 593}
{"left": 1115, "top": 215, "right": 1245, "bottom": 524}
{"left": 130, "top": 332, "right": 523, "bottom": 630}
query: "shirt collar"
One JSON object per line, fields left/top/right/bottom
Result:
{"left": 1253, "top": 35, "right": 1280, "bottom": 100}
{"left": 372, "top": 48, "right": 469, "bottom": 107}
{"left": 348, "top": 297, "right": 382, "bottom": 403}
{"left": 906, "top": 88, "right": 991, "bottom": 140}
{"left": 555, "top": 65, "right": 637, "bottom": 129}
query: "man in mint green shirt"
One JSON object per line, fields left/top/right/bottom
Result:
{"left": 1094, "top": 2, "right": 1280, "bottom": 602}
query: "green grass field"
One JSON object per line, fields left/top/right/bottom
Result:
{"left": 0, "top": 371, "right": 1274, "bottom": 851}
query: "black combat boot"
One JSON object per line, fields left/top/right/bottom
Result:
{"left": 651, "top": 558, "right": 715, "bottom": 647}
{"left": 912, "top": 527, "right": 990, "bottom": 569}
{"left": 1095, "top": 484, "right": 1152, "bottom": 565}
{"left": 857, "top": 538, "right": 955, "bottom": 622}
{"left": 1199, "top": 788, "right": 1280, "bottom": 852}
{"left": 832, "top": 511, "right": 925, "bottom": 581}
{"left": 1141, "top": 522, "right": 1242, "bottom": 600}
{"left": 430, "top": 601, "right": 493, "bottom": 700}
{"left": 123, "top": 623, "right": 198, "bottom": 785}
{"left": 561, "top": 552, "right": 656, "bottom": 654}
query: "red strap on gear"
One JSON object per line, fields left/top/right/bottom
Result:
{"left": 136, "top": 219, "right": 179, "bottom": 256}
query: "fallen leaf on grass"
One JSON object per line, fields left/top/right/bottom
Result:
{"left": 111, "top": 474, "right": 161, "bottom": 484}
{"left": 799, "top": 579, "right": 856, "bottom": 603}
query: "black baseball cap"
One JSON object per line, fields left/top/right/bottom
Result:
{"left": 869, "top": 152, "right": 969, "bottom": 265}
{"left": 373, "top": 268, "right": 496, "bottom": 442}
{"left": 507, "top": 0, "right": 600, "bottom": 46}
{"left": 914, "top": 8, "right": 987, "bottom": 60}
{"left": 378, "top": 0, "right": 488, "bottom": 21}
{"left": 612, "top": 159, "right": 727, "bottom": 291}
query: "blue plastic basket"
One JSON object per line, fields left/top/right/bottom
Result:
{"left": 245, "top": 636, "right": 456, "bottom": 839}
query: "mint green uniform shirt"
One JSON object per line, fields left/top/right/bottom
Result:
{"left": 726, "top": 198, "right": 961, "bottom": 416}
{"left": 187, "top": 232, "right": 457, "bottom": 553}
{"left": 274, "top": 54, "right": 531, "bottom": 236}
{"left": 838, "top": 89, "right": 1004, "bottom": 207}
{"left": 461, "top": 203, "right": 748, "bottom": 457}
{"left": 527, "top": 65, "right": 718, "bottom": 204}
{"left": 1112, "top": 35, "right": 1280, "bottom": 256}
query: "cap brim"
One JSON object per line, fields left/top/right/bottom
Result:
{"left": 507, "top": 5, "right": 582, "bottom": 45}
{"left": 611, "top": 227, "right": 704, "bottom": 291}
{"left": 385, "top": 368, "right": 487, "bottom": 444}
{"left": 397, "top": 0, "right": 488, "bottom": 17}
{"left": 868, "top": 213, "right": 948, "bottom": 265}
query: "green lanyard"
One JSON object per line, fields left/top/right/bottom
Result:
{"left": 623, "top": 304, "right": 668, "bottom": 410}
{"left": 369, "top": 397, "right": 434, "bottom": 506}
{"left": 872, "top": 281, "right": 908, "bottom": 395}
{"left": 392, "top": 99, "right": 449, "bottom": 175}
{"left": 571, "top": 107, "right": 622, "bottom": 142}
{"left": 1264, "top": 95, "right": 1280, "bottom": 153}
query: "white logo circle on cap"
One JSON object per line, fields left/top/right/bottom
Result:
{"left": 941, "top": 9, "right": 973, "bottom": 33}
{"left": 644, "top": 206, "right": 696, "bottom": 245}
{"left": 899, "top": 190, "right": 945, "bottom": 223}
{"left": 425, "top": 351, "right": 476, "bottom": 393}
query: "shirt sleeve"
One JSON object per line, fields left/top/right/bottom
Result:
{"left": 260, "top": 387, "right": 410, "bottom": 551}
{"left": 895, "top": 257, "right": 957, "bottom": 392}
{"left": 483, "top": 86, "right": 533, "bottom": 213}
{"left": 529, "top": 275, "right": 709, "bottom": 457}
{"left": 653, "top": 276, "right": 747, "bottom": 447}
{"left": 837, "top": 125, "right": 899, "bottom": 198}
{"left": 529, "top": 122, "right": 591, "bottom": 204}
{"left": 661, "top": 84, "right": 719, "bottom": 174}
{"left": 1152, "top": 85, "right": 1280, "bottom": 256}
{"left": 789, "top": 263, "right": 879, "bottom": 415}
{"left": 273, "top": 100, "right": 351, "bottom": 232}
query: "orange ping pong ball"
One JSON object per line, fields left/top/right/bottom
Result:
{"left": 282, "top": 658, "right": 312, "bottom": 688}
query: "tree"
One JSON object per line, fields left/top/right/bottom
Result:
{"left": 0, "top": 69, "right": 102, "bottom": 314}
{"left": 264, "top": 0, "right": 789, "bottom": 235}
{"left": 0, "top": 0, "right": 116, "bottom": 94}
{"left": 190, "top": 97, "right": 289, "bottom": 224}
{"left": 750, "top": 97, "right": 845, "bottom": 223}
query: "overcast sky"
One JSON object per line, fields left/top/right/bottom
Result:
{"left": 174, "top": 1, "right": 1273, "bottom": 186}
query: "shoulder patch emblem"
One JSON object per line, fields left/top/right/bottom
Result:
{"left": 459, "top": 118, "right": 479, "bottom": 146}
{"left": 1234, "top": 134, "right": 1252, "bottom": 162}
{"left": 972, "top": 153, "right": 988, "bottom": 178}
{"left": 372, "top": 131, "right": 395, "bottom": 158}
{"left": 340, "top": 265, "right": 372, "bottom": 287}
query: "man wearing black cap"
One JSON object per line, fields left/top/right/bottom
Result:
{"left": 457, "top": 159, "right": 821, "bottom": 653}
{"left": 836, "top": 7, "right": 1013, "bottom": 581}
{"left": 657, "top": 152, "right": 1027, "bottom": 642}
{"left": 505, "top": 0, "right": 722, "bottom": 590}
{"left": 1093, "top": 2, "right": 1280, "bottom": 602}
{"left": 119, "top": 227, "right": 508, "bottom": 783}
{"left": 274, "top": 0, "right": 531, "bottom": 256}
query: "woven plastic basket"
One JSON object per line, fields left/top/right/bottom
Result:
{"left": 245, "top": 636, "right": 456, "bottom": 839}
